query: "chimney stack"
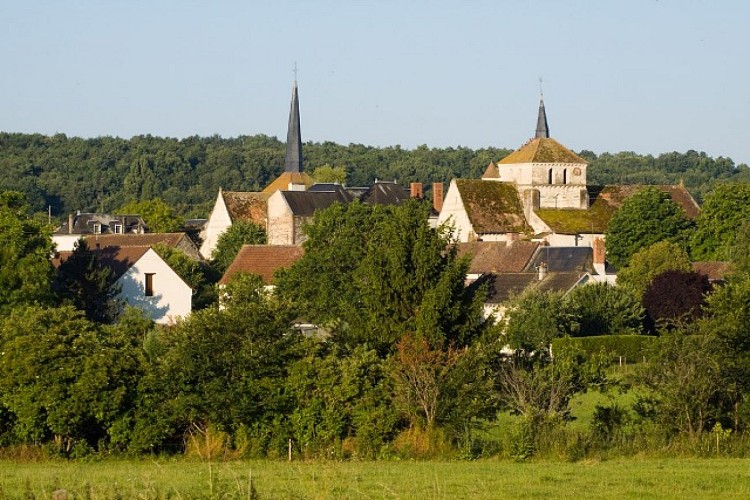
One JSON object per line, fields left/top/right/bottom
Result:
{"left": 432, "top": 182, "right": 444, "bottom": 213}
{"left": 410, "top": 182, "right": 423, "bottom": 199}
{"left": 593, "top": 237, "right": 606, "bottom": 275}
{"left": 68, "top": 213, "right": 74, "bottom": 234}
{"left": 538, "top": 262, "right": 547, "bottom": 281}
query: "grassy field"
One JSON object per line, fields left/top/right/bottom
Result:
{"left": 2, "top": 458, "right": 750, "bottom": 499}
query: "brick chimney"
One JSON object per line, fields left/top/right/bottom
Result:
{"left": 410, "top": 182, "right": 423, "bottom": 199}
{"left": 593, "top": 237, "right": 606, "bottom": 276}
{"left": 432, "top": 182, "right": 444, "bottom": 213}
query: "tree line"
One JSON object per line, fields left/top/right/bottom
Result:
{"left": 1, "top": 132, "right": 747, "bottom": 221}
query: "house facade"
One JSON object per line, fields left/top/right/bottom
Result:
{"left": 114, "top": 247, "right": 192, "bottom": 324}
{"left": 53, "top": 212, "right": 147, "bottom": 252}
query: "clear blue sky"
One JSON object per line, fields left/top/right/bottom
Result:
{"left": 2, "top": 1, "right": 748, "bottom": 165}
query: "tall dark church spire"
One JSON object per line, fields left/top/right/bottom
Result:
{"left": 285, "top": 79, "right": 303, "bottom": 173}
{"left": 535, "top": 98, "right": 550, "bottom": 139}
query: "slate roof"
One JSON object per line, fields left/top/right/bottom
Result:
{"left": 472, "top": 270, "right": 588, "bottom": 304}
{"left": 527, "top": 246, "right": 594, "bottom": 273}
{"left": 360, "top": 181, "right": 411, "bottom": 205}
{"left": 535, "top": 99, "right": 550, "bottom": 139}
{"left": 309, "top": 183, "right": 347, "bottom": 193}
{"left": 535, "top": 184, "right": 700, "bottom": 234}
{"left": 468, "top": 245, "right": 592, "bottom": 305}
{"left": 222, "top": 191, "right": 270, "bottom": 225}
{"left": 499, "top": 137, "right": 586, "bottom": 165}
{"left": 55, "top": 213, "right": 147, "bottom": 235}
{"left": 282, "top": 190, "right": 351, "bottom": 217}
{"left": 457, "top": 241, "right": 539, "bottom": 274}
{"left": 285, "top": 82, "right": 304, "bottom": 173}
{"left": 474, "top": 273, "right": 538, "bottom": 303}
{"left": 455, "top": 179, "right": 531, "bottom": 234}
{"left": 219, "top": 245, "right": 304, "bottom": 285}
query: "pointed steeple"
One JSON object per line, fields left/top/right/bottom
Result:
{"left": 535, "top": 98, "right": 549, "bottom": 139}
{"left": 285, "top": 80, "right": 303, "bottom": 173}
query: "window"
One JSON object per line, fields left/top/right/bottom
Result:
{"left": 145, "top": 273, "right": 155, "bottom": 297}
{"left": 548, "top": 169, "right": 553, "bottom": 184}
{"left": 113, "top": 224, "right": 123, "bottom": 234}
{"left": 563, "top": 169, "right": 567, "bottom": 185}
{"left": 93, "top": 223, "right": 102, "bottom": 234}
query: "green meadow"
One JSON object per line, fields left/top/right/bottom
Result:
{"left": 2, "top": 458, "right": 750, "bottom": 499}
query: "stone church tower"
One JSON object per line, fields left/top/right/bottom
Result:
{"left": 484, "top": 98, "right": 589, "bottom": 210}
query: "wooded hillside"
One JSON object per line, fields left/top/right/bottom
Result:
{"left": 1, "top": 132, "right": 747, "bottom": 219}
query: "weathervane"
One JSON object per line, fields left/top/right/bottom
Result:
{"left": 539, "top": 77, "right": 544, "bottom": 99}
{"left": 293, "top": 62, "right": 298, "bottom": 84}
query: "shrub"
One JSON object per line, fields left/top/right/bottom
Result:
{"left": 552, "top": 335, "right": 657, "bottom": 364}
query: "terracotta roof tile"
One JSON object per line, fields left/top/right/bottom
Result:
{"left": 220, "top": 245, "right": 304, "bottom": 285}
{"left": 455, "top": 179, "right": 531, "bottom": 234}
{"left": 482, "top": 162, "right": 499, "bottom": 179}
{"left": 499, "top": 137, "right": 586, "bottom": 165}
{"left": 457, "top": 241, "right": 539, "bottom": 273}
{"left": 83, "top": 232, "right": 186, "bottom": 248}
{"left": 693, "top": 261, "right": 732, "bottom": 282}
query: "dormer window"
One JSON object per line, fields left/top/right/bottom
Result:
{"left": 113, "top": 224, "right": 123, "bottom": 234}
{"left": 93, "top": 223, "right": 102, "bottom": 234}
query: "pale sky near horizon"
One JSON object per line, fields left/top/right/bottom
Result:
{"left": 1, "top": 1, "right": 748, "bottom": 165}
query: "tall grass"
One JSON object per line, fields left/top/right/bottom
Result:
{"left": 2, "top": 458, "right": 750, "bottom": 499}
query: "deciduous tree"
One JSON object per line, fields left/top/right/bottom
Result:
{"left": 691, "top": 183, "right": 750, "bottom": 260}
{"left": 0, "top": 191, "right": 54, "bottom": 312}
{"left": 605, "top": 187, "right": 693, "bottom": 269}
{"left": 566, "top": 282, "right": 643, "bottom": 336}
{"left": 616, "top": 240, "right": 693, "bottom": 299}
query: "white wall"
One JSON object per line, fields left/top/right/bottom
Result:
{"left": 436, "top": 180, "right": 475, "bottom": 242}
{"left": 267, "top": 191, "right": 294, "bottom": 245}
{"left": 52, "top": 234, "right": 81, "bottom": 252}
{"left": 200, "top": 190, "right": 232, "bottom": 259}
{"left": 117, "top": 248, "right": 192, "bottom": 324}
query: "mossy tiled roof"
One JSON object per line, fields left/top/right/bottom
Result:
{"left": 223, "top": 191, "right": 270, "bottom": 226}
{"left": 535, "top": 184, "right": 700, "bottom": 234}
{"left": 499, "top": 137, "right": 586, "bottom": 165}
{"left": 456, "top": 179, "right": 531, "bottom": 234}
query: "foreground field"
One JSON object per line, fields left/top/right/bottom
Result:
{"left": 2, "top": 458, "right": 750, "bottom": 499}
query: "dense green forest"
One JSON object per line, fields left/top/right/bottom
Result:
{"left": 1, "top": 132, "right": 747, "bottom": 220}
